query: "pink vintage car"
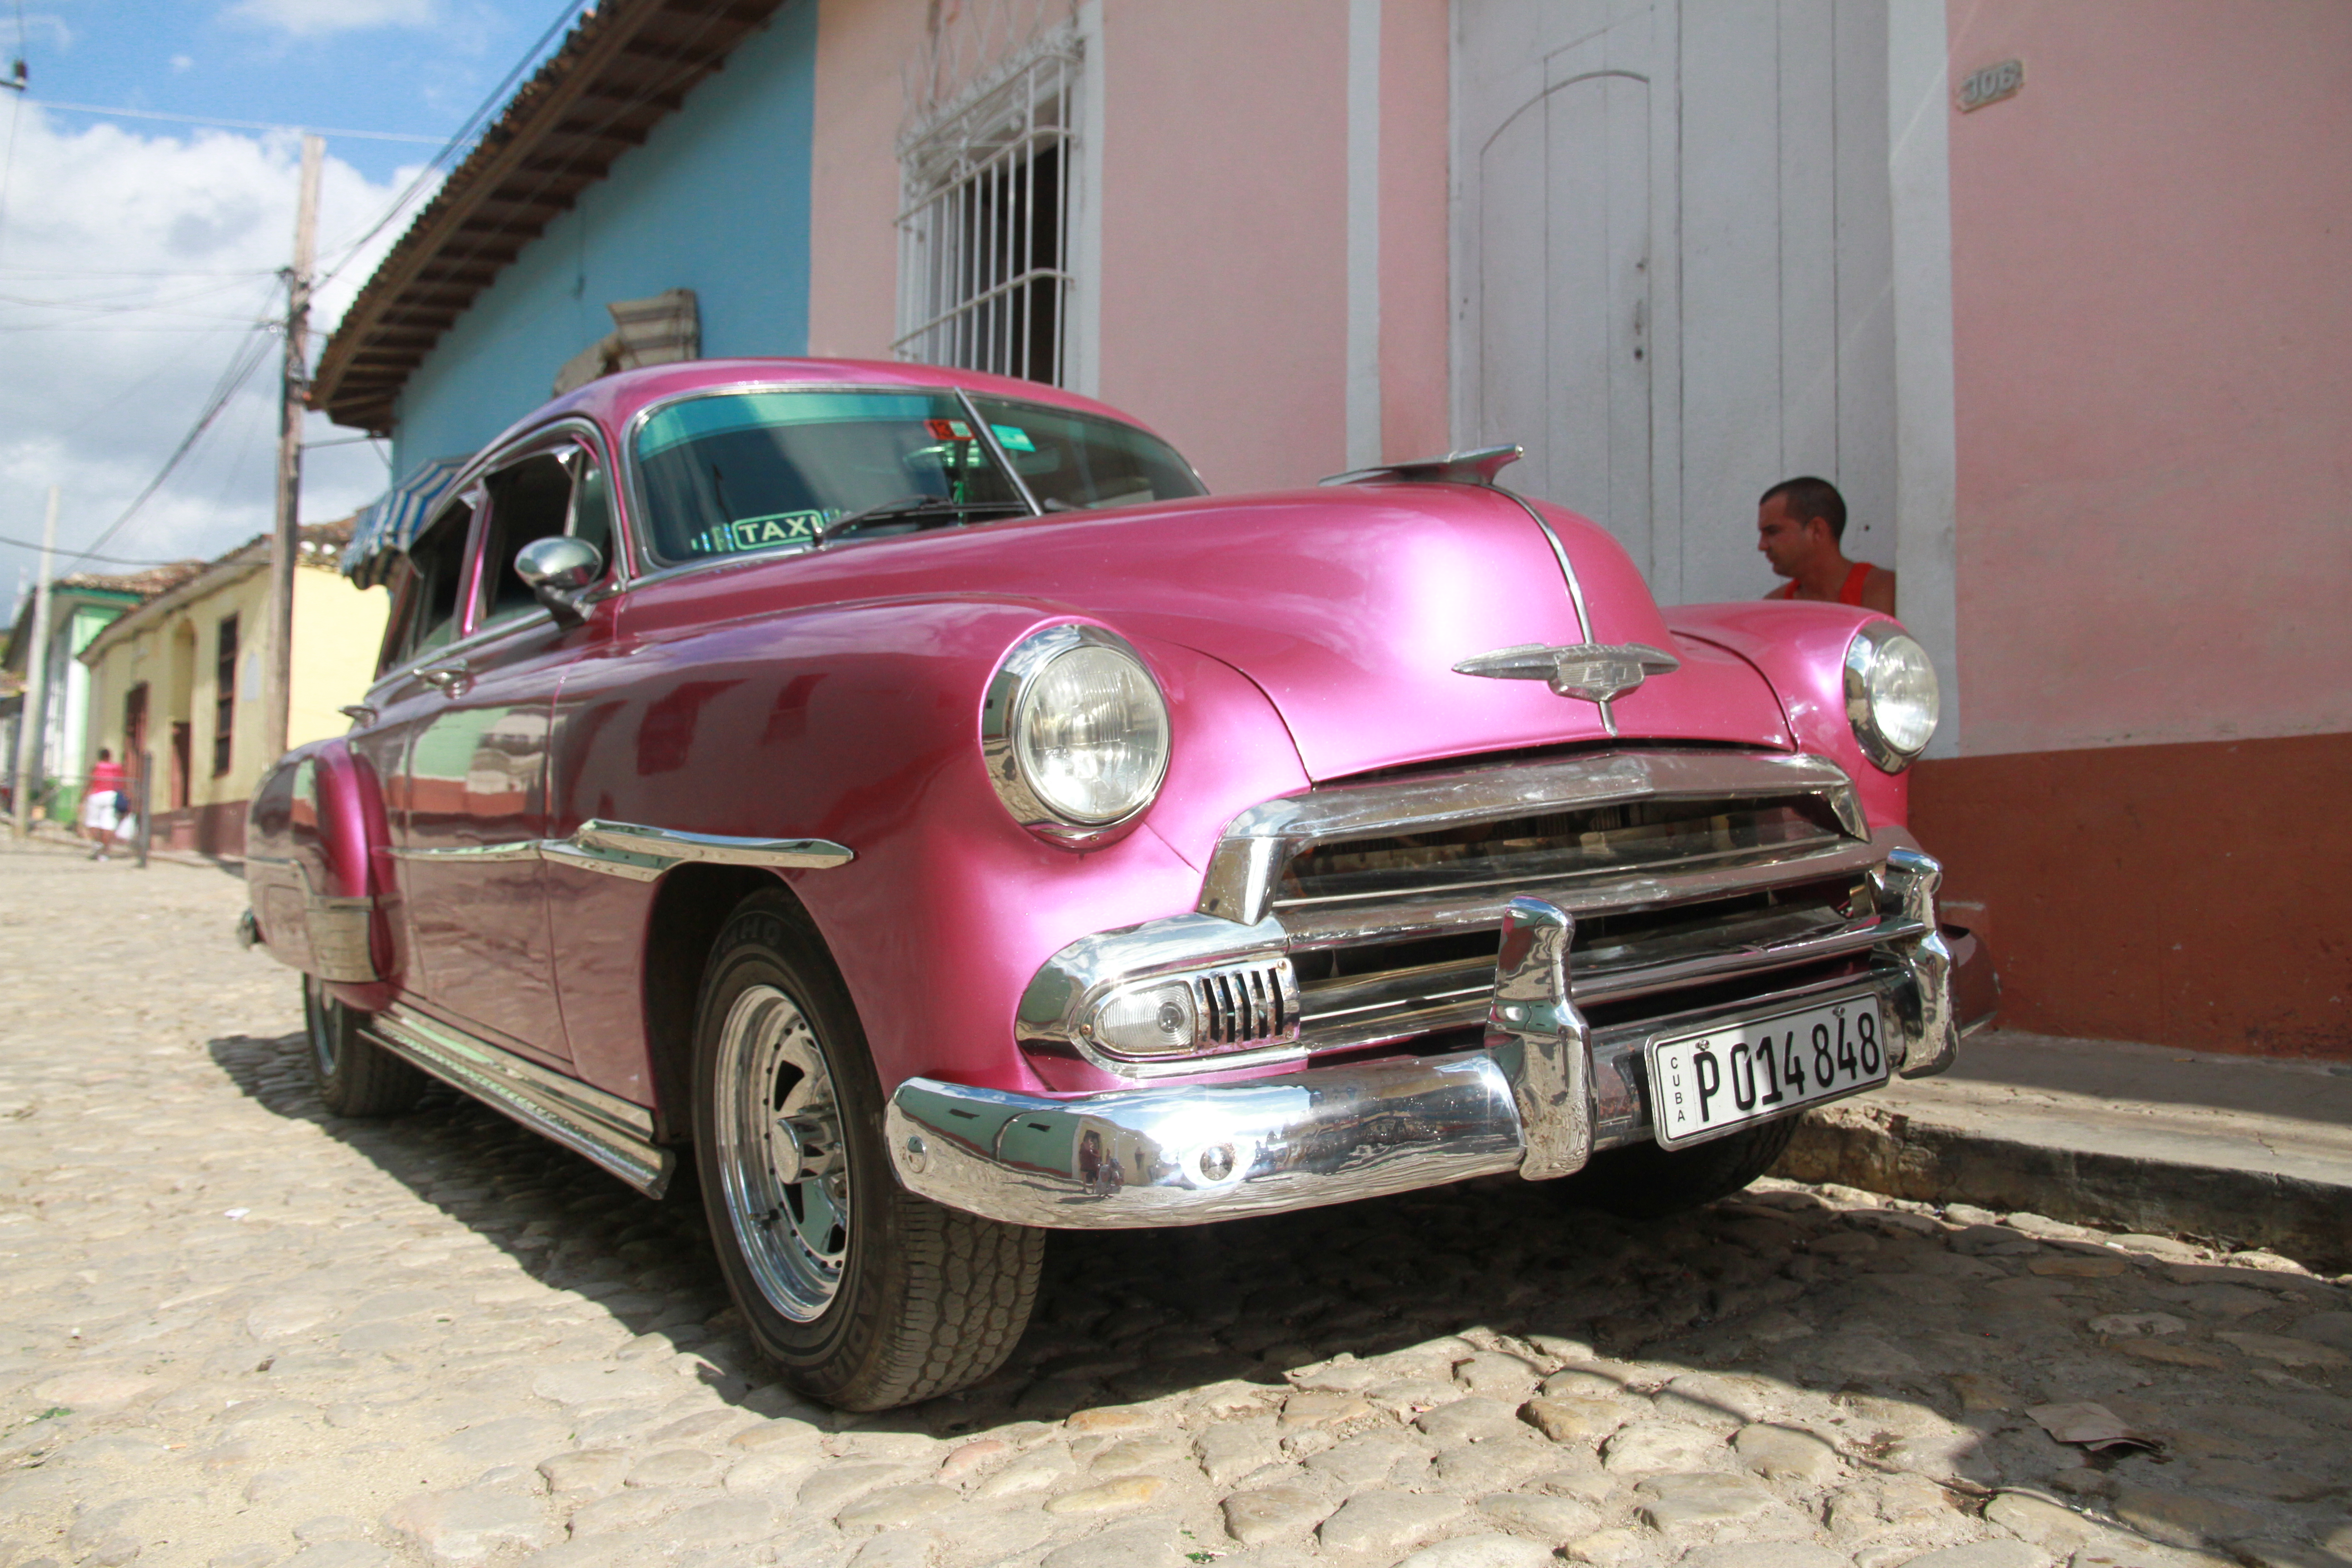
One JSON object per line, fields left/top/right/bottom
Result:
{"left": 242, "top": 358, "right": 1989, "bottom": 1411}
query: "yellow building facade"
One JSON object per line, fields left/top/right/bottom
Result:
{"left": 79, "top": 524, "right": 388, "bottom": 855}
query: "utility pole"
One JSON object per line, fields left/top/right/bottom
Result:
{"left": 264, "top": 133, "right": 323, "bottom": 764}
{"left": 9, "top": 485, "right": 59, "bottom": 840}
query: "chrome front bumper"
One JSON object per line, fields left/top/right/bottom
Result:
{"left": 887, "top": 849, "right": 1970, "bottom": 1229}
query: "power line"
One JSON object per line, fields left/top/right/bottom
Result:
{"left": 28, "top": 99, "right": 447, "bottom": 144}
{"left": 59, "top": 316, "right": 279, "bottom": 569}
{"left": 329, "top": 0, "right": 744, "bottom": 348}
{"left": 0, "top": 532, "right": 191, "bottom": 567}
{"left": 315, "top": 1, "right": 589, "bottom": 283}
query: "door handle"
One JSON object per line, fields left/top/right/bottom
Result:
{"left": 418, "top": 662, "right": 472, "bottom": 696}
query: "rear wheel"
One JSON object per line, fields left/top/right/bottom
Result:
{"left": 691, "top": 891, "right": 1044, "bottom": 1411}
{"left": 304, "top": 975, "right": 425, "bottom": 1117}
{"left": 1548, "top": 1115, "right": 1800, "bottom": 1220}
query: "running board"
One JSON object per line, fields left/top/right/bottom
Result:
{"left": 367, "top": 1009, "right": 676, "bottom": 1198}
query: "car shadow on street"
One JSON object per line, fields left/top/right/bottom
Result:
{"left": 211, "top": 1025, "right": 2259, "bottom": 1525}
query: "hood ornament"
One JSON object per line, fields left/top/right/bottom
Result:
{"left": 1454, "top": 642, "right": 1681, "bottom": 737}
{"left": 1321, "top": 444, "right": 1523, "bottom": 488}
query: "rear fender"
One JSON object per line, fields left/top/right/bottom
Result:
{"left": 245, "top": 738, "right": 399, "bottom": 1009}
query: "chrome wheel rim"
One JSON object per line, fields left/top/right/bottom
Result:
{"left": 304, "top": 978, "right": 338, "bottom": 1078}
{"left": 714, "top": 984, "right": 850, "bottom": 1321}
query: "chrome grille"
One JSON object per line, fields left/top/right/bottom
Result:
{"left": 1193, "top": 751, "right": 1913, "bottom": 1060}
{"left": 1277, "top": 798, "right": 1843, "bottom": 911}
{"left": 1196, "top": 962, "right": 1291, "bottom": 1045}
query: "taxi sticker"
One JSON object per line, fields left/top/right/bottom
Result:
{"left": 924, "top": 418, "right": 976, "bottom": 441}
{"left": 686, "top": 510, "right": 831, "bottom": 554}
{"left": 990, "top": 424, "right": 1037, "bottom": 452}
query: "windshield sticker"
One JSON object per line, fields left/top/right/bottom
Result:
{"left": 924, "top": 418, "right": 976, "bottom": 441}
{"left": 990, "top": 425, "right": 1037, "bottom": 452}
{"left": 685, "top": 510, "right": 835, "bottom": 554}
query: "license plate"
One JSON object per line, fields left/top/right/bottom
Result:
{"left": 1645, "top": 991, "right": 1890, "bottom": 1149}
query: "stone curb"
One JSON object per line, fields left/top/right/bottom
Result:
{"left": 1774, "top": 1099, "right": 2352, "bottom": 1273}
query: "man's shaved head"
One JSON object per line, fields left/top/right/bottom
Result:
{"left": 1758, "top": 476, "right": 1847, "bottom": 544}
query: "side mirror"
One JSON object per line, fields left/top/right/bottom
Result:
{"left": 514, "top": 535, "right": 605, "bottom": 627}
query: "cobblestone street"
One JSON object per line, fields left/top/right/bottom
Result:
{"left": 2, "top": 844, "right": 2347, "bottom": 1568}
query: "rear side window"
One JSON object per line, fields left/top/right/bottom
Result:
{"left": 479, "top": 454, "right": 578, "bottom": 627}
{"left": 382, "top": 500, "right": 473, "bottom": 671}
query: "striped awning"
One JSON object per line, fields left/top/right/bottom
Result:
{"left": 342, "top": 454, "right": 470, "bottom": 588}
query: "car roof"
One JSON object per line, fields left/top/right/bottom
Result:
{"left": 475, "top": 357, "right": 1167, "bottom": 461}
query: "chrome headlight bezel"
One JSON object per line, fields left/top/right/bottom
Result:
{"left": 1842, "top": 623, "right": 1940, "bottom": 773}
{"left": 982, "top": 623, "right": 1172, "bottom": 845}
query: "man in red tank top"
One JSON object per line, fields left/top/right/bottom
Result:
{"left": 1756, "top": 476, "right": 1896, "bottom": 613}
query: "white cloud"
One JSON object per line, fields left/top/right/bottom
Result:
{"left": 221, "top": 0, "right": 439, "bottom": 38}
{"left": 171, "top": 55, "right": 196, "bottom": 74}
{"left": 0, "top": 108, "right": 437, "bottom": 606}
{"left": 17, "top": 14, "right": 74, "bottom": 50}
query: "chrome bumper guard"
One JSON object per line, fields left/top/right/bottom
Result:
{"left": 888, "top": 848, "right": 1961, "bottom": 1229}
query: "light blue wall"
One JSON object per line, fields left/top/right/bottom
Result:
{"left": 391, "top": 0, "right": 817, "bottom": 475}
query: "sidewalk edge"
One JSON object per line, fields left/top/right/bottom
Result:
{"left": 1774, "top": 1101, "right": 2352, "bottom": 1273}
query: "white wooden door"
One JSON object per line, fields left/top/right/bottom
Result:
{"left": 1456, "top": 0, "right": 1896, "bottom": 606}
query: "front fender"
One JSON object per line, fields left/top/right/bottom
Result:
{"left": 556, "top": 593, "right": 1313, "bottom": 1100}
{"left": 1661, "top": 602, "right": 1915, "bottom": 832}
{"left": 245, "top": 737, "right": 398, "bottom": 1009}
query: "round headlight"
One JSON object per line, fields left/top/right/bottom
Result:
{"left": 1843, "top": 626, "right": 1940, "bottom": 772}
{"left": 984, "top": 624, "right": 1171, "bottom": 840}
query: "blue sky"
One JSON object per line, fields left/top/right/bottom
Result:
{"left": 0, "top": 1, "right": 584, "bottom": 605}
{"left": 16, "top": 0, "right": 576, "bottom": 181}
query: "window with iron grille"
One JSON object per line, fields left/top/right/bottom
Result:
{"left": 212, "top": 614, "right": 237, "bottom": 778}
{"left": 895, "top": 51, "right": 1076, "bottom": 387}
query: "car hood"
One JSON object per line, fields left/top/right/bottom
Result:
{"left": 636, "top": 483, "right": 1794, "bottom": 782}
{"left": 1019, "top": 484, "right": 1793, "bottom": 780}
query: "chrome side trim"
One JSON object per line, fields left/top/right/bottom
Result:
{"left": 388, "top": 821, "right": 854, "bottom": 882}
{"left": 1197, "top": 750, "right": 1867, "bottom": 926}
{"left": 1482, "top": 898, "right": 1594, "bottom": 1180}
{"left": 367, "top": 1009, "right": 674, "bottom": 1197}
{"left": 573, "top": 820, "right": 855, "bottom": 873}
{"left": 387, "top": 841, "right": 543, "bottom": 863}
{"left": 885, "top": 1050, "right": 1524, "bottom": 1229}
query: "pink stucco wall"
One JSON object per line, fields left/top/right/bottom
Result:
{"left": 1380, "top": 0, "right": 1452, "bottom": 465}
{"left": 807, "top": 0, "right": 1453, "bottom": 494}
{"left": 808, "top": 0, "right": 921, "bottom": 360}
{"left": 1945, "top": 0, "right": 2352, "bottom": 756}
{"left": 1095, "top": 0, "right": 1350, "bottom": 492}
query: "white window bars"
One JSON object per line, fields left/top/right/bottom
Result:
{"left": 895, "top": 51, "right": 1076, "bottom": 387}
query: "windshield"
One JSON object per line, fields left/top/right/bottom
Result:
{"left": 632, "top": 387, "right": 1204, "bottom": 566}
{"left": 962, "top": 397, "right": 1205, "bottom": 514}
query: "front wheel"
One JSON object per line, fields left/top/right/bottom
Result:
{"left": 691, "top": 892, "right": 1044, "bottom": 1411}
{"left": 1545, "top": 1115, "right": 1800, "bottom": 1220}
{"left": 304, "top": 975, "right": 425, "bottom": 1117}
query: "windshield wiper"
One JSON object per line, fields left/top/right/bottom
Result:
{"left": 812, "top": 494, "right": 1027, "bottom": 548}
